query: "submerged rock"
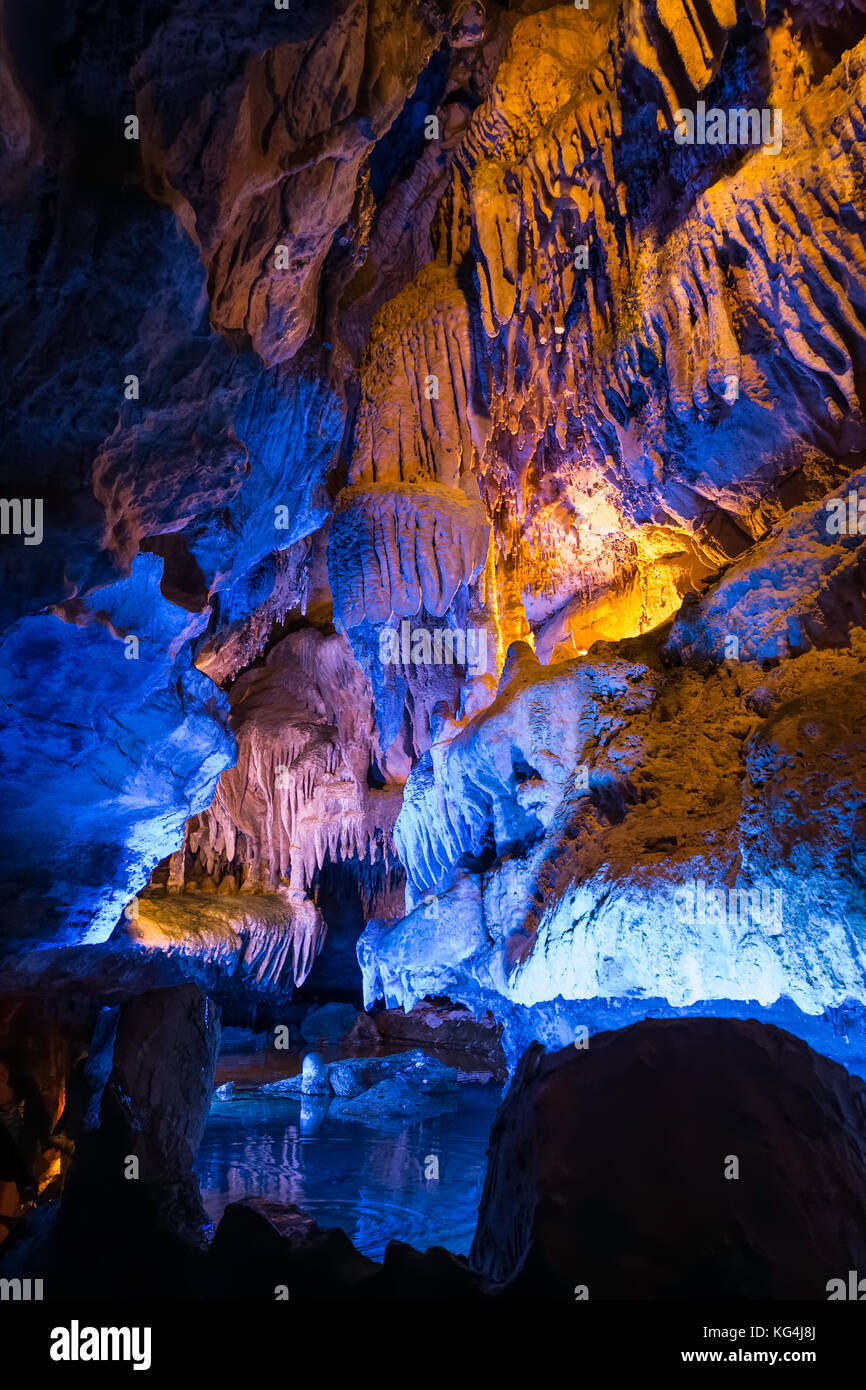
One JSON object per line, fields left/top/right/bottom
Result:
{"left": 328, "top": 1048, "right": 463, "bottom": 1122}
{"left": 300, "top": 1052, "right": 330, "bottom": 1095}
{"left": 260, "top": 1050, "right": 330, "bottom": 1096}
{"left": 330, "top": 1076, "right": 459, "bottom": 1121}
{"left": 255, "top": 1045, "right": 466, "bottom": 1115}
{"left": 200, "top": 1018, "right": 866, "bottom": 1300}
{"left": 11, "top": 1016, "right": 866, "bottom": 1302}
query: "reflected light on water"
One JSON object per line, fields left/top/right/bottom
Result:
{"left": 195, "top": 1057, "right": 501, "bottom": 1260}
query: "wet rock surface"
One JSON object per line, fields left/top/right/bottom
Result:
{"left": 257, "top": 1045, "right": 466, "bottom": 1117}
{"left": 5, "top": 1016, "right": 866, "bottom": 1300}
{"left": 209, "top": 1019, "right": 866, "bottom": 1299}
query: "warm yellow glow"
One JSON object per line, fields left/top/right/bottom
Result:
{"left": 38, "top": 1150, "right": 62, "bottom": 1193}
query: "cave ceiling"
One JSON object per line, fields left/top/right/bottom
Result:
{"left": 1, "top": 0, "right": 866, "bottom": 1031}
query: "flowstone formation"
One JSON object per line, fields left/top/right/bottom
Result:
{"left": 2, "top": 0, "right": 866, "bottom": 1047}
{"left": 359, "top": 481, "right": 866, "bottom": 1038}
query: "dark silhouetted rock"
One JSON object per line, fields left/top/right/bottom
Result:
{"left": 209, "top": 1197, "right": 376, "bottom": 1299}
{"left": 208, "top": 1197, "right": 488, "bottom": 1300}
{"left": 301, "top": 1002, "right": 380, "bottom": 1049}
{"left": 471, "top": 1018, "right": 866, "bottom": 1299}
{"left": 56, "top": 984, "right": 219, "bottom": 1295}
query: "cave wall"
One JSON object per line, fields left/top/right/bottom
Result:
{"left": 1, "top": 0, "right": 866, "bottom": 1041}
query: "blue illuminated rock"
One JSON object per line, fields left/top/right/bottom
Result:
{"left": 328, "top": 1047, "right": 459, "bottom": 1100}
{"left": 0, "top": 555, "right": 234, "bottom": 948}
{"left": 358, "top": 491, "right": 866, "bottom": 1035}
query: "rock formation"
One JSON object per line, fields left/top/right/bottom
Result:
{"left": 3, "top": 0, "right": 866, "bottom": 1307}
{"left": 2, "top": 0, "right": 864, "bottom": 1013}
{"left": 25, "top": 1017, "right": 856, "bottom": 1302}
{"left": 358, "top": 483, "right": 866, "bottom": 1034}
{"left": 470, "top": 1018, "right": 866, "bottom": 1299}
{"left": 54, "top": 984, "right": 220, "bottom": 1295}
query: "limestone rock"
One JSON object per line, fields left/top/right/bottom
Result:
{"left": 61, "top": 984, "right": 219, "bottom": 1267}
{"left": 358, "top": 486, "right": 866, "bottom": 1025}
{"left": 327, "top": 1046, "right": 458, "bottom": 1099}
{"left": 122, "top": 888, "right": 328, "bottom": 991}
{"left": 471, "top": 1018, "right": 866, "bottom": 1298}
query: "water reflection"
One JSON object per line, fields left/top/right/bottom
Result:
{"left": 196, "top": 1056, "right": 501, "bottom": 1260}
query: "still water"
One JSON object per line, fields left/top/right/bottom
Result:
{"left": 195, "top": 1041, "right": 502, "bottom": 1260}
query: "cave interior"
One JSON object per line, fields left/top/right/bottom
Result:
{"left": 2, "top": 0, "right": 866, "bottom": 1307}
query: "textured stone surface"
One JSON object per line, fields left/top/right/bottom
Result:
{"left": 471, "top": 1018, "right": 866, "bottom": 1298}
{"left": 62, "top": 983, "right": 219, "bottom": 1256}
{"left": 0, "top": 556, "right": 234, "bottom": 948}
{"left": 329, "top": 1073, "right": 459, "bottom": 1119}
{"left": 3, "top": 0, "right": 866, "bottom": 1049}
{"left": 123, "top": 888, "right": 328, "bottom": 990}
{"left": 328, "top": 1046, "right": 459, "bottom": 1099}
{"left": 373, "top": 998, "right": 504, "bottom": 1060}
{"left": 358, "top": 481, "right": 866, "bottom": 1029}
{"left": 42, "top": 1016, "right": 866, "bottom": 1301}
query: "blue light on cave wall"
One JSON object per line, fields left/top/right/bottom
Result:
{"left": 490, "top": 992, "right": 866, "bottom": 1082}
{"left": 187, "top": 366, "right": 343, "bottom": 622}
{"left": 0, "top": 553, "right": 234, "bottom": 947}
